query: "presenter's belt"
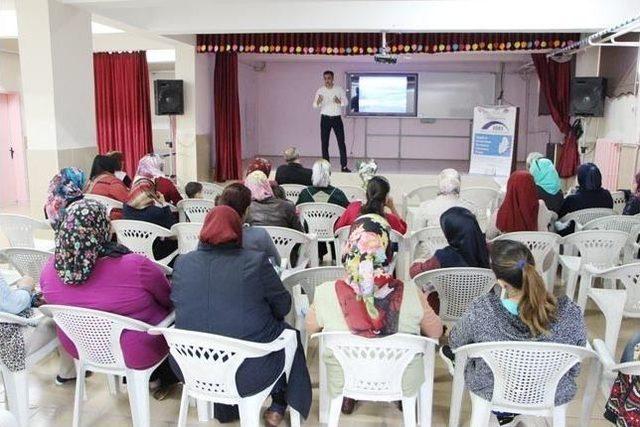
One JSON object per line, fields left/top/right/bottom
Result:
{"left": 321, "top": 114, "right": 342, "bottom": 118}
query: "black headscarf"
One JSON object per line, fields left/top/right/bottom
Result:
{"left": 435, "top": 206, "right": 490, "bottom": 269}
{"left": 577, "top": 163, "right": 602, "bottom": 192}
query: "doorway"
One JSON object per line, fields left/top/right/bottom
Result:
{"left": 0, "top": 93, "right": 28, "bottom": 208}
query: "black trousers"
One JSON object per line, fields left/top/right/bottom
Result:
{"left": 320, "top": 115, "right": 347, "bottom": 168}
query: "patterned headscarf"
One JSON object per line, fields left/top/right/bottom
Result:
{"left": 127, "top": 178, "right": 161, "bottom": 210}
{"left": 54, "top": 199, "right": 129, "bottom": 285}
{"left": 44, "top": 167, "right": 86, "bottom": 228}
{"left": 335, "top": 214, "right": 403, "bottom": 337}
{"left": 244, "top": 170, "right": 274, "bottom": 201}
{"left": 246, "top": 157, "right": 272, "bottom": 177}
{"left": 134, "top": 154, "right": 164, "bottom": 183}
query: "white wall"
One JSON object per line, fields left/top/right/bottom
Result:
{"left": 0, "top": 51, "right": 21, "bottom": 92}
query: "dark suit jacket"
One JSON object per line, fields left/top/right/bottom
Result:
{"left": 275, "top": 162, "right": 312, "bottom": 186}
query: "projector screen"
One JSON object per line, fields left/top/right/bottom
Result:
{"left": 346, "top": 73, "right": 418, "bottom": 117}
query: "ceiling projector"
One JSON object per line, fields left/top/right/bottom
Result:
{"left": 374, "top": 53, "right": 398, "bottom": 64}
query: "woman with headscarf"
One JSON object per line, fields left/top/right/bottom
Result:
{"left": 529, "top": 157, "right": 564, "bottom": 214}
{"left": 40, "top": 199, "right": 174, "bottom": 386}
{"left": 414, "top": 168, "right": 473, "bottom": 228}
{"left": 485, "top": 171, "right": 553, "bottom": 239}
{"left": 306, "top": 214, "right": 443, "bottom": 415}
{"left": 623, "top": 172, "right": 640, "bottom": 215}
{"left": 409, "top": 207, "right": 490, "bottom": 312}
{"left": 44, "top": 167, "right": 86, "bottom": 228}
{"left": 244, "top": 171, "right": 303, "bottom": 231}
{"left": 296, "top": 159, "right": 349, "bottom": 207}
{"left": 246, "top": 157, "right": 286, "bottom": 200}
{"left": 134, "top": 154, "right": 182, "bottom": 206}
{"left": 171, "top": 206, "right": 312, "bottom": 426}
{"left": 558, "top": 163, "right": 613, "bottom": 219}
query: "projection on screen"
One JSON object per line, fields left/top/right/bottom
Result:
{"left": 346, "top": 73, "right": 418, "bottom": 117}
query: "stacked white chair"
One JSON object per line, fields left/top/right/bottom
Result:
{"left": 83, "top": 194, "right": 124, "bottom": 213}
{"left": 297, "top": 203, "right": 345, "bottom": 262}
{"left": 170, "top": 223, "right": 203, "bottom": 255}
{"left": 611, "top": 190, "right": 626, "bottom": 215}
{"left": 401, "top": 185, "right": 439, "bottom": 219}
{"left": 558, "top": 230, "right": 628, "bottom": 310}
{"left": 0, "top": 248, "right": 53, "bottom": 285}
{"left": 408, "top": 226, "right": 448, "bottom": 263}
{"left": 148, "top": 327, "right": 300, "bottom": 427}
{"left": 258, "top": 226, "right": 318, "bottom": 269}
{"left": 449, "top": 341, "right": 598, "bottom": 427}
{"left": 558, "top": 208, "right": 615, "bottom": 232}
{"left": 314, "top": 332, "right": 438, "bottom": 427}
{"left": 111, "top": 220, "right": 177, "bottom": 266}
{"left": 582, "top": 215, "right": 640, "bottom": 262}
{"left": 176, "top": 199, "right": 215, "bottom": 223}
{"left": 338, "top": 185, "right": 366, "bottom": 202}
{"left": 199, "top": 182, "right": 225, "bottom": 200}
{"left": 493, "top": 232, "right": 561, "bottom": 292}
{"left": 412, "top": 268, "right": 496, "bottom": 327}
{"left": 41, "top": 305, "right": 175, "bottom": 427}
{"left": 0, "top": 214, "right": 52, "bottom": 250}
{"left": 281, "top": 184, "right": 306, "bottom": 204}
{"left": 0, "top": 312, "right": 58, "bottom": 427}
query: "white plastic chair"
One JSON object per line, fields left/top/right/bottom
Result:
{"left": 148, "top": 327, "right": 300, "bottom": 427}
{"left": 558, "top": 230, "right": 628, "bottom": 310}
{"left": 297, "top": 202, "right": 345, "bottom": 250}
{"left": 0, "top": 214, "right": 52, "bottom": 250}
{"left": 281, "top": 184, "right": 306, "bottom": 203}
{"left": 176, "top": 199, "right": 215, "bottom": 223}
{"left": 408, "top": 226, "right": 448, "bottom": 262}
{"left": 493, "top": 232, "right": 561, "bottom": 293}
{"left": 40, "top": 305, "right": 174, "bottom": 427}
{"left": 583, "top": 263, "right": 640, "bottom": 355}
{"left": 338, "top": 185, "right": 366, "bottom": 202}
{"left": 199, "top": 182, "right": 225, "bottom": 200}
{"left": 314, "top": 332, "right": 438, "bottom": 427}
{"left": 460, "top": 187, "right": 499, "bottom": 213}
{"left": 412, "top": 267, "right": 496, "bottom": 326}
{"left": 257, "top": 226, "right": 318, "bottom": 269}
{"left": 111, "top": 220, "right": 178, "bottom": 266}
{"left": 611, "top": 190, "right": 626, "bottom": 215}
{"left": 0, "top": 312, "right": 59, "bottom": 427}
{"left": 582, "top": 215, "right": 640, "bottom": 262}
{"left": 83, "top": 194, "right": 124, "bottom": 213}
{"left": 449, "top": 341, "right": 598, "bottom": 427}
{"left": 170, "top": 223, "right": 203, "bottom": 255}
{"left": 593, "top": 338, "right": 640, "bottom": 399}
{"left": 0, "top": 409, "right": 17, "bottom": 427}
{"left": 402, "top": 185, "right": 439, "bottom": 219}
{"left": 0, "top": 248, "right": 53, "bottom": 285}
{"left": 558, "top": 208, "right": 615, "bottom": 231}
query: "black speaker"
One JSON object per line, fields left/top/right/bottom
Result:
{"left": 154, "top": 80, "right": 184, "bottom": 115}
{"left": 570, "top": 77, "right": 606, "bottom": 117}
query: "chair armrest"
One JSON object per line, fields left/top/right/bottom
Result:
{"left": 156, "top": 311, "right": 176, "bottom": 328}
{"left": 0, "top": 312, "right": 41, "bottom": 327}
{"left": 593, "top": 339, "right": 617, "bottom": 372}
{"left": 584, "top": 264, "right": 613, "bottom": 276}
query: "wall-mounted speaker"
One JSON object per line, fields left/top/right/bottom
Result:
{"left": 154, "top": 79, "right": 184, "bottom": 115}
{"left": 570, "top": 77, "right": 606, "bottom": 117}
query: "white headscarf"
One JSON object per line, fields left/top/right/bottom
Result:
{"left": 438, "top": 168, "right": 461, "bottom": 195}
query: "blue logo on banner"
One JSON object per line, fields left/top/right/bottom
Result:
{"left": 473, "top": 134, "right": 512, "bottom": 157}
{"left": 481, "top": 121, "right": 510, "bottom": 132}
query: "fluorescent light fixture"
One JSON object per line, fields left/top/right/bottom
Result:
{"left": 0, "top": 10, "right": 124, "bottom": 38}
{"left": 146, "top": 49, "right": 175, "bottom": 63}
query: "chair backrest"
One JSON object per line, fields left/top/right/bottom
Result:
{"left": 582, "top": 215, "right": 640, "bottom": 234}
{"left": 282, "top": 266, "right": 345, "bottom": 302}
{"left": 171, "top": 223, "right": 203, "bottom": 255}
{"left": 560, "top": 208, "right": 615, "bottom": 226}
{"left": 408, "top": 226, "right": 448, "bottom": 261}
{"left": 0, "top": 248, "right": 53, "bottom": 284}
{"left": 611, "top": 190, "right": 626, "bottom": 214}
{"left": 413, "top": 267, "right": 496, "bottom": 323}
{"left": 0, "top": 214, "right": 49, "bottom": 248}
{"left": 339, "top": 185, "right": 366, "bottom": 202}
{"left": 320, "top": 332, "right": 437, "bottom": 401}
{"left": 460, "top": 187, "right": 499, "bottom": 211}
{"left": 297, "top": 203, "right": 345, "bottom": 242}
{"left": 280, "top": 184, "right": 306, "bottom": 203}
{"left": 148, "top": 327, "right": 296, "bottom": 402}
{"left": 562, "top": 230, "right": 628, "bottom": 269}
{"left": 598, "top": 263, "right": 640, "bottom": 316}
{"left": 199, "top": 182, "right": 225, "bottom": 200}
{"left": 111, "top": 220, "right": 176, "bottom": 265}
{"left": 41, "top": 305, "right": 151, "bottom": 372}
{"left": 402, "top": 185, "right": 439, "bottom": 218}
{"left": 83, "top": 194, "right": 124, "bottom": 211}
{"left": 176, "top": 199, "right": 215, "bottom": 223}
{"left": 454, "top": 341, "right": 595, "bottom": 411}
{"left": 257, "top": 226, "right": 315, "bottom": 267}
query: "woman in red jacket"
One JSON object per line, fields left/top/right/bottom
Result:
{"left": 85, "top": 155, "right": 130, "bottom": 203}
{"left": 334, "top": 176, "right": 407, "bottom": 234}
{"left": 133, "top": 154, "right": 183, "bottom": 206}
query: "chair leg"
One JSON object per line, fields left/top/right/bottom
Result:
{"left": 564, "top": 269, "right": 578, "bottom": 300}
{"left": 289, "top": 407, "right": 301, "bottom": 427}
{"left": 319, "top": 339, "right": 329, "bottom": 424}
{"left": 196, "top": 399, "right": 210, "bottom": 422}
{"left": 327, "top": 395, "right": 343, "bottom": 427}
{"left": 125, "top": 369, "right": 152, "bottom": 427}
{"left": 72, "top": 364, "right": 86, "bottom": 427}
{"left": 552, "top": 404, "right": 567, "bottom": 427}
{"left": 106, "top": 375, "right": 118, "bottom": 396}
{"left": 418, "top": 382, "right": 432, "bottom": 427}
{"left": 1, "top": 368, "right": 28, "bottom": 427}
{"left": 401, "top": 396, "right": 417, "bottom": 427}
{"left": 469, "top": 393, "right": 492, "bottom": 427}
{"left": 177, "top": 388, "right": 190, "bottom": 427}
{"left": 238, "top": 393, "right": 265, "bottom": 426}
{"left": 576, "top": 273, "right": 593, "bottom": 314}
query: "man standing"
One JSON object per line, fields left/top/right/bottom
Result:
{"left": 313, "top": 70, "right": 350, "bottom": 172}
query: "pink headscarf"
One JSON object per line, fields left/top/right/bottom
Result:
{"left": 244, "top": 171, "right": 274, "bottom": 201}
{"left": 134, "top": 154, "right": 164, "bottom": 183}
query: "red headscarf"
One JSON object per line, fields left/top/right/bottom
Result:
{"left": 496, "top": 171, "right": 540, "bottom": 233}
{"left": 199, "top": 205, "right": 242, "bottom": 246}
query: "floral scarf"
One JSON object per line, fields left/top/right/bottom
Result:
{"left": 245, "top": 170, "right": 274, "bottom": 201}
{"left": 44, "top": 167, "right": 86, "bottom": 228}
{"left": 54, "top": 198, "right": 129, "bottom": 285}
{"left": 336, "top": 214, "right": 403, "bottom": 337}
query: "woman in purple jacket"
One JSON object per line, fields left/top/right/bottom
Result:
{"left": 40, "top": 199, "right": 174, "bottom": 382}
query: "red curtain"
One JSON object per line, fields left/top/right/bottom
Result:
{"left": 214, "top": 52, "right": 242, "bottom": 181}
{"left": 94, "top": 51, "right": 153, "bottom": 177}
{"left": 532, "top": 53, "right": 579, "bottom": 178}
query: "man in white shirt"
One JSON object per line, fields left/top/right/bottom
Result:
{"left": 313, "top": 70, "right": 350, "bottom": 172}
